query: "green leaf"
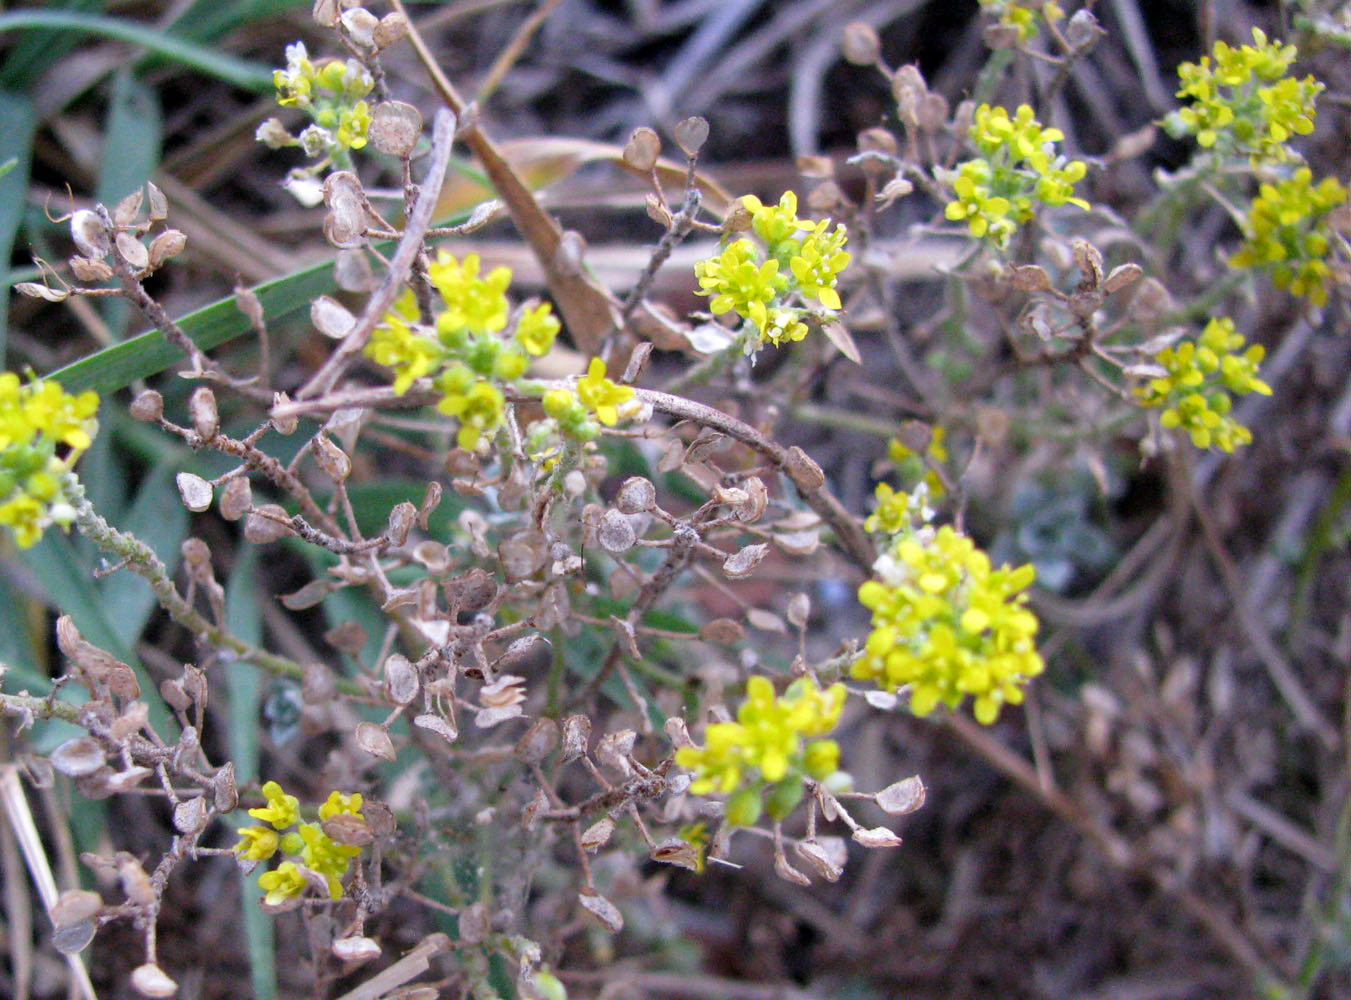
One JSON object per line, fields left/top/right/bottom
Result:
{"left": 224, "top": 546, "right": 263, "bottom": 786}
{"left": 0, "top": 10, "right": 275, "bottom": 92}
{"left": 0, "top": 90, "right": 37, "bottom": 367}
{"left": 0, "top": 0, "right": 105, "bottom": 89}
{"left": 49, "top": 255, "right": 345, "bottom": 395}
{"left": 169, "top": 0, "right": 306, "bottom": 45}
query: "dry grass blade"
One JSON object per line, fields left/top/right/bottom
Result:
{"left": 0, "top": 767, "right": 98, "bottom": 1000}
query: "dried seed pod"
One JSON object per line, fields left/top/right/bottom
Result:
{"left": 148, "top": 229, "right": 186, "bottom": 268}
{"left": 578, "top": 888, "right": 624, "bottom": 932}
{"left": 494, "top": 635, "right": 552, "bottom": 675}
{"left": 852, "top": 826, "right": 903, "bottom": 848}
{"left": 595, "top": 730, "right": 636, "bottom": 776}
{"left": 875, "top": 775, "right": 926, "bottom": 815}
{"left": 70, "top": 210, "right": 111, "bottom": 259}
{"left": 615, "top": 476, "right": 656, "bottom": 514}
{"left": 559, "top": 715, "right": 591, "bottom": 762}
{"left": 722, "top": 543, "right": 768, "bottom": 579}
{"left": 369, "top": 101, "right": 422, "bottom": 157}
{"left": 841, "top": 21, "right": 881, "bottom": 64}
{"left": 244, "top": 505, "right": 294, "bottom": 544}
{"left": 70, "top": 256, "right": 114, "bottom": 282}
{"left": 579, "top": 816, "right": 614, "bottom": 852}
{"left": 623, "top": 127, "right": 661, "bottom": 172}
{"left": 188, "top": 387, "right": 219, "bottom": 440}
{"left": 312, "top": 433, "right": 352, "bottom": 482}
{"left": 118, "top": 856, "right": 156, "bottom": 907}
{"left": 131, "top": 963, "right": 179, "bottom": 998}
{"left": 1010, "top": 264, "right": 1053, "bottom": 292}
{"left": 51, "top": 888, "right": 103, "bottom": 929}
{"left": 499, "top": 529, "right": 548, "bottom": 580}
{"left": 340, "top": 6, "right": 378, "bottom": 46}
{"left": 175, "top": 472, "right": 213, "bottom": 512}
{"left": 321, "top": 813, "right": 373, "bottom": 846}
{"left": 1103, "top": 262, "right": 1144, "bottom": 295}
{"left": 413, "top": 713, "right": 458, "bottom": 743}
{"left": 312, "top": 0, "right": 340, "bottom": 26}
{"left": 15, "top": 281, "right": 70, "bottom": 302}
{"left": 699, "top": 618, "right": 746, "bottom": 644}
{"left": 146, "top": 182, "right": 168, "bottom": 220}
{"left": 324, "top": 621, "right": 368, "bottom": 655}
{"left": 451, "top": 567, "right": 497, "bottom": 611}
{"left": 113, "top": 189, "right": 143, "bottom": 226}
{"left": 213, "top": 763, "right": 239, "bottom": 812}
{"left": 311, "top": 296, "right": 356, "bottom": 339}
{"left": 857, "top": 126, "right": 899, "bottom": 159}
{"left": 598, "top": 508, "right": 638, "bottom": 552}
{"left": 387, "top": 501, "right": 417, "bottom": 546}
{"left": 1066, "top": 8, "right": 1105, "bottom": 49}
{"left": 219, "top": 477, "right": 252, "bottom": 521}
{"left": 332, "top": 936, "right": 381, "bottom": 964}
{"left": 383, "top": 653, "right": 419, "bottom": 705}
{"left": 786, "top": 593, "right": 811, "bottom": 628}
{"left": 115, "top": 231, "right": 149, "bottom": 270}
{"left": 355, "top": 722, "right": 396, "bottom": 761}
{"left": 673, "top": 116, "right": 709, "bottom": 157}
{"left": 129, "top": 389, "right": 162, "bottom": 424}
{"left": 515, "top": 717, "right": 559, "bottom": 763}
{"left": 172, "top": 797, "right": 209, "bottom": 835}
{"left": 303, "top": 662, "right": 337, "bottom": 703}
{"left": 50, "top": 737, "right": 106, "bottom": 778}
{"left": 373, "top": 12, "right": 409, "bottom": 48}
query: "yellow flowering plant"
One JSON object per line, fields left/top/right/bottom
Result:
{"left": 234, "top": 782, "right": 367, "bottom": 905}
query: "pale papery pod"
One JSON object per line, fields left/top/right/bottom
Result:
{"left": 51, "top": 888, "right": 103, "bottom": 929}
{"left": 852, "top": 826, "right": 904, "bottom": 848}
{"left": 334, "top": 248, "right": 373, "bottom": 291}
{"left": 500, "top": 528, "right": 549, "bottom": 580}
{"left": 312, "top": 0, "right": 340, "bottom": 26}
{"left": 340, "top": 6, "right": 377, "bottom": 45}
{"left": 311, "top": 295, "right": 355, "bottom": 339}
{"left": 595, "top": 730, "right": 636, "bottom": 776}
{"left": 322, "top": 813, "right": 373, "bottom": 846}
{"left": 173, "top": 797, "right": 209, "bottom": 835}
{"left": 145, "top": 181, "right": 167, "bottom": 220}
{"left": 131, "top": 963, "right": 178, "bottom": 998}
{"left": 578, "top": 889, "right": 624, "bottom": 933}
{"left": 104, "top": 766, "right": 154, "bottom": 794}
{"left": 816, "top": 787, "right": 841, "bottom": 823}
{"left": 784, "top": 446, "right": 825, "bottom": 490}
{"left": 51, "top": 917, "right": 97, "bottom": 955}
{"left": 615, "top": 476, "right": 656, "bottom": 514}
{"left": 623, "top": 126, "right": 661, "bottom": 172}
{"left": 875, "top": 775, "right": 926, "bottom": 816}
{"left": 1010, "top": 263, "right": 1053, "bottom": 292}
{"left": 560, "top": 715, "right": 591, "bottom": 762}
{"left": 699, "top": 618, "right": 745, "bottom": 644}
{"left": 175, "top": 472, "right": 212, "bottom": 512}
{"left": 213, "top": 763, "right": 238, "bottom": 812}
{"left": 1103, "top": 262, "right": 1144, "bottom": 295}
{"left": 332, "top": 935, "right": 381, "bottom": 965}
{"left": 384, "top": 653, "right": 419, "bottom": 705}
{"left": 723, "top": 543, "right": 768, "bottom": 580}
{"left": 663, "top": 716, "right": 694, "bottom": 750}
{"left": 515, "top": 717, "right": 559, "bottom": 763}
{"left": 244, "top": 505, "right": 294, "bottom": 544}
{"left": 598, "top": 508, "right": 637, "bottom": 552}
{"left": 302, "top": 661, "right": 337, "bottom": 704}
{"left": 494, "top": 635, "right": 552, "bottom": 675}
{"left": 475, "top": 703, "right": 524, "bottom": 728}
{"left": 22, "top": 754, "right": 54, "bottom": 789}
{"left": 74, "top": 768, "right": 116, "bottom": 800}
{"left": 363, "top": 799, "right": 397, "bottom": 839}
{"left": 746, "top": 608, "right": 786, "bottom": 634}
{"left": 70, "top": 209, "right": 111, "bottom": 258}
{"left": 773, "top": 849, "right": 812, "bottom": 886}
{"left": 579, "top": 816, "right": 615, "bottom": 853}
{"left": 412, "top": 540, "right": 450, "bottom": 575}
{"left": 786, "top": 593, "right": 811, "bottom": 629}
{"left": 188, "top": 387, "right": 219, "bottom": 440}
{"left": 841, "top": 21, "right": 881, "bottom": 64}
{"left": 148, "top": 229, "right": 186, "bottom": 268}
{"left": 50, "top": 737, "right": 106, "bottom": 778}
{"left": 821, "top": 321, "right": 862, "bottom": 365}
{"left": 794, "top": 839, "right": 843, "bottom": 882}
{"left": 118, "top": 856, "right": 156, "bottom": 906}
{"left": 373, "top": 11, "right": 409, "bottom": 48}
{"left": 480, "top": 675, "right": 526, "bottom": 709}
{"left": 129, "top": 386, "right": 162, "bottom": 421}
{"left": 650, "top": 838, "right": 701, "bottom": 871}
{"left": 413, "top": 713, "right": 458, "bottom": 744}
{"left": 862, "top": 689, "right": 898, "bottom": 710}
{"left": 15, "top": 282, "right": 70, "bottom": 302}
{"left": 673, "top": 116, "right": 709, "bottom": 156}
{"left": 114, "top": 189, "right": 143, "bottom": 226}
{"left": 107, "top": 666, "right": 142, "bottom": 703}
{"left": 387, "top": 501, "right": 417, "bottom": 546}
{"left": 281, "top": 579, "right": 334, "bottom": 611}
{"left": 70, "top": 255, "right": 114, "bottom": 282}
{"left": 369, "top": 101, "right": 422, "bottom": 157}
{"left": 115, "top": 231, "right": 149, "bottom": 270}
{"left": 355, "top": 722, "right": 397, "bottom": 761}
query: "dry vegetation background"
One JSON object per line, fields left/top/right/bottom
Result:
{"left": 3, "top": 1, "right": 1351, "bottom": 999}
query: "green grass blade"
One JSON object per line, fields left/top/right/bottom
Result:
{"left": 49, "top": 256, "right": 342, "bottom": 395}
{"left": 223, "top": 546, "right": 278, "bottom": 1000}
{"left": 0, "top": 0, "right": 105, "bottom": 89}
{"left": 0, "top": 90, "right": 37, "bottom": 367}
{"left": 169, "top": 0, "right": 307, "bottom": 45}
{"left": 0, "top": 11, "right": 274, "bottom": 92}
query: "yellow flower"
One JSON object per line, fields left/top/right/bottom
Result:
{"left": 234, "top": 825, "right": 280, "bottom": 861}
{"left": 576, "top": 358, "right": 635, "bottom": 427}
{"left": 248, "top": 780, "right": 301, "bottom": 829}
{"left": 428, "top": 252, "right": 512, "bottom": 335}
{"left": 258, "top": 861, "right": 308, "bottom": 905}
{"left": 515, "top": 303, "right": 560, "bottom": 356}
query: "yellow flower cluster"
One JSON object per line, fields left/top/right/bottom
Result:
{"left": 1228, "top": 167, "right": 1347, "bottom": 306}
{"left": 978, "top": 0, "right": 1064, "bottom": 41}
{"left": 271, "top": 41, "right": 374, "bottom": 156}
{"left": 1135, "top": 316, "right": 1272, "bottom": 452}
{"left": 694, "top": 192, "right": 850, "bottom": 350}
{"left": 235, "top": 782, "right": 366, "bottom": 905}
{"left": 945, "top": 104, "right": 1089, "bottom": 247}
{"left": 887, "top": 425, "right": 948, "bottom": 499}
{"left": 1170, "top": 28, "right": 1322, "bottom": 165}
{"left": 0, "top": 374, "right": 98, "bottom": 549}
{"left": 365, "top": 252, "right": 560, "bottom": 450}
{"left": 856, "top": 502, "right": 1043, "bottom": 724}
{"left": 676, "top": 676, "right": 846, "bottom": 826}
